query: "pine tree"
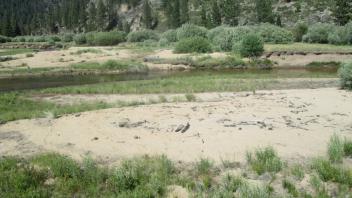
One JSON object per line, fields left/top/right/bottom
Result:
{"left": 211, "top": 0, "right": 221, "bottom": 27}
{"left": 200, "top": 2, "right": 208, "bottom": 27}
{"left": 223, "top": 0, "right": 240, "bottom": 26}
{"left": 88, "top": 2, "right": 97, "bottom": 31}
{"left": 97, "top": 0, "right": 107, "bottom": 30}
{"left": 180, "top": 0, "right": 189, "bottom": 25}
{"left": 334, "top": 0, "right": 352, "bottom": 25}
{"left": 255, "top": 0, "right": 274, "bottom": 24}
{"left": 142, "top": 0, "right": 153, "bottom": 29}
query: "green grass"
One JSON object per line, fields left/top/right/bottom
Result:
{"left": 70, "top": 60, "right": 147, "bottom": 72}
{"left": 265, "top": 43, "right": 352, "bottom": 53}
{"left": 0, "top": 48, "right": 34, "bottom": 56}
{"left": 306, "top": 61, "right": 341, "bottom": 70}
{"left": 246, "top": 146, "right": 283, "bottom": 175}
{"left": 35, "top": 70, "right": 337, "bottom": 95}
{"left": 344, "top": 139, "right": 352, "bottom": 157}
{"left": 282, "top": 179, "right": 299, "bottom": 197}
{"left": 1, "top": 139, "right": 352, "bottom": 197}
{"left": 327, "top": 134, "right": 344, "bottom": 163}
{"left": 0, "top": 93, "right": 115, "bottom": 122}
{"left": 311, "top": 158, "right": 352, "bottom": 187}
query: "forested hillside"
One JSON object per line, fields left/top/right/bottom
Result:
{"left": 0, "top": 0, "right": 351, "bottom": 37}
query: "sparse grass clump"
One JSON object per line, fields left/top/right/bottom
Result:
{"left": 246, "top": 146, "right": 283, "bottom": 175}
{"left": 339, "top": 62, "right": 352, "bottom": 90}
{"left": 282, "top": 179, "right": 299, "bottom": 197}
{"left": 71, "top": 48, "right": 102, "bottom": 55}
{"left": 327, "top": 134, "right": 344, "bottom": 163}
{"left": 343, "top": 139, "right": 352, "bottom": 157}
{"left": 174, "top": 37, "right": 212, "bottom": 53}
{"left": 185, "top": 93, "right": 196, "bottom": 102}
{"left": 238, "top": 184, "right": 271, "bottom": 198}
{"left": 311, "top": 158, "right": 352, "bottom": 186}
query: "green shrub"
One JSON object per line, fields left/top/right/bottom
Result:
{"left": 0, "top": 35, "right": 10, "bottom": 43}
{"left": 84, "top": 31, "right": 126, "bottom": 46}
{"left": 74, "top": 34, "right": 87, "bottom": 45}
{"left": 292, "top": 21, "right": 308, "bottom": 42}
{"left": 161, "top": 29, "right": 178, "bottom": 42}
{"left": 210, "top": 26, "right": 253, "bottom": 52}
{"left": 246, "top": 146, "right": 282, "bottom": 175}
{"left": 34, "top": 36, "right": 46, "bottom": 42}
{"left": 338, "top": 62, "right": 352, "bottom": 89}
{"left": 50, "top": 36, "right": 61, "bottom": 42}
{"left": 327, "top": 134, "right": 344, "bottom": 163}
{"left": 158, "top": 38, "right": 170, "bottom": 47}
{"left": 127, "top": 30, "right": 159, "bottom": 42}
{"left": 176, "top": 23, "right": 208, "bottom": 41}
{"left": 174, "top": 37, "right": 212, "bottom": 53}
{"left": 26, "top": 53, "right": 34, "bottom": 58}
{"left": 282, "top": 179, "right": 299, "bottom": 197}
{"left": 239, "top": 34, "right": 264, "bottom": 58}
{"left": 303, "top": 23, "right": 335, "bottom": 44}
{"left": 62, "top": 33, "right": 74, "bottom": 42}
{"left": 255, "top": 23, "right": 293, "bottom": 44}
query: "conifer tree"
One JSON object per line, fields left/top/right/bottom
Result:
{"left": 255, "top": 0, "right": 274, "bottom": 24}
{"left": 142, "top": 0, "right": 153, "bottom": 29}
{"left": 97, "top": 0, "right": 107, "bottom": 30}
{"left": 211, "top": 0, "right": 221, "bottom": 27}
{"left": 223, "top": 0, "right": 240, "bottom": 26}
{"left": 334, "top": 0, "right": 352, "bottom": 25}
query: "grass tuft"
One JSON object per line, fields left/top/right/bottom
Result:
{"left": 246, "top": 146, "right": 283, "bottom": 175}
{"left": 327, "top": 134, "right": 344, "bottom": 163}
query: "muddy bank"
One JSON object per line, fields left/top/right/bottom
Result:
{"left": 1, "top": 88, "right": 351, "bottom": 164}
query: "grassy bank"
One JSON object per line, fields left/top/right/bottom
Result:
{"left": 0, "top": 48, "right": 35, "bottom": 56}
{"left": 265, "top": 43, "right": 352, "bottom": 53}
{"left": 37, "top": 71, "right": 337, "bottom": 95}
{"left": 1, "top": 135, "right": 352, "bottom": 197}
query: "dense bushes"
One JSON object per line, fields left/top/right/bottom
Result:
{"left": 303, "top": 23, "right": 334, "bottom": 44}
{"left": 339, "top": 62, "right": 352, "bottom": 90}
{"left": 89, "top": 31, "right": 126, "bottom": 46}
{"left": 127, "top": 30, "right": 159, "bottom": 42}
{"left": 254, "top": 23, "right": 293, "bottom": 44}
{"left": 161, "top": 29, "right": 177, "bottom": 42}
{"left": 210, "top": 26, "right": 253, "bottom": 52}
{"left": 302, "top": 22, "right": 352, "bottom": 45}
{"left": 292, "top": 22, "right": 308, "bottom": 42}
{"left": 239, "top": 34, "right": 264, "bottom": 58}
{"left": 0, "top": 35, "right": 10, "bottom": 43}
{"left": 176, "top": 23, "right": 208, "bottom": 41}
{"left": 174, "top": 37, "right": 212, "bottom": 53}
{"left": 74, "top": 34, "right": 87, "bottom": 45}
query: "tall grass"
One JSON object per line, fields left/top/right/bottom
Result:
{"left": 246, "top": 146, "right": 283, "bottom": 175}
{"left": 327, "top": 134, "right": 344, "bottom": 163}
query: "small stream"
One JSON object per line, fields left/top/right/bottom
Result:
{"left": 0, "top": 68, "right": 337, "bottom": 92}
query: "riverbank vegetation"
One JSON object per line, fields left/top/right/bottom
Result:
{"left": 1, "top": 135, "right": 352, "bottom": 197}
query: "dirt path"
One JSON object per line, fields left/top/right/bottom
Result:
{"left": 1, "top": 88, "right": 351, "bottom": 164}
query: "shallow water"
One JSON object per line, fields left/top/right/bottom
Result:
{"left": 0, "top": 68, "right": 337, "bottom": 92}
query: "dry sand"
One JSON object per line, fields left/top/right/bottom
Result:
{"left": 1, "top": 88, "right": 352, "bottom": 164}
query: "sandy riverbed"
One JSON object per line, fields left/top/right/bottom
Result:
{"left": 1, "top": 88, "right": 351, "bottom": 164}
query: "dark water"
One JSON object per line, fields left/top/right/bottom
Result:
{"left": 0, "top": 68, "right": 337, "bottom": 92}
